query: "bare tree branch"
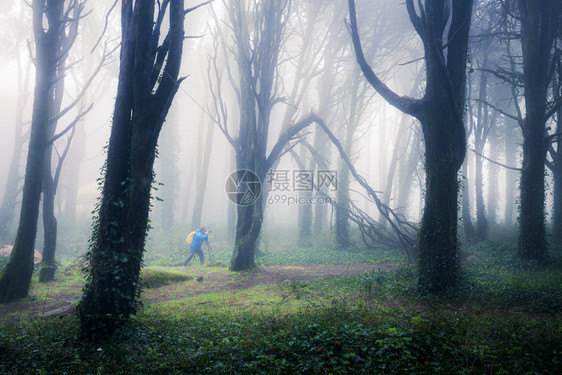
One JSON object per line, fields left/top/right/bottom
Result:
{"left": 48, "top": 43, "right": 117, "bottom": 124}
{"left": 471, "top": 148, "right": 521, "bottom": 171}
{"left": 348, "top": 0, "right": 421, "bottom": 117}
{"left": 471, "top": 97, "right": 522, "bottom": 122}
{"left": 48, "top": 103, "right": 93, "bottom": 145}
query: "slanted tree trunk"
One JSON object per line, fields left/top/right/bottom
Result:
{"left": 0, "top": 0, "right": 62, "bottom": 301}
{"left": 516, "top": 0, "right": 561, "bottom": 261}
{"left": 63, "top": 124, "right": 86, "bottom": 222}
{"left": 349, "top": 0, "right": 474, "bottom": 293}
{"left": 78, "top": 0, "right": 188, "bottom": 338}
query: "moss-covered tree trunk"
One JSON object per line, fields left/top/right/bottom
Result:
{"left": 349, "top": 0, "right": 473, "bottom": 293}
{"left": 78, "top": 0, "right": 186, "bottom": 339}
{"left": 417, "top": 102, "right": 466, "bottom": 292}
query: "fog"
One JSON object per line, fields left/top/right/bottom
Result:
{"left": 0, "top": 0, "right": 553, "bottom": 263}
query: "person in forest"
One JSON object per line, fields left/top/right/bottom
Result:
{"left": 184, "top": 227, "right": 211, "bottom": 266}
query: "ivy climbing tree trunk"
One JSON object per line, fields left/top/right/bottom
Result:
{"left": 349, "top": 0, "right": 474, "bottom": 293}
{"left": 78, "top": 0, "right": 193, "bottom": 339}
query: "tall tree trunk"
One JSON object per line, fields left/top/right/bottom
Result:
{"left": 516, "top": 0, "right": 560, "bottom": 261}
{"left": 335, "top": 71, "right": 368, "bottom": 247}
{"left": 551, "top": 82, "right": 562, "bottom": 249}
{"left": 156, "top": 106, "right": 180, "bottom": 229}
{"left": 461, "top": 157, "right": 475, "bottom": 244}
{"left": 78, "top": 0, "right": 186, "bottom": 338}
{"left": 417, "top": 101, "right": 466, "bottom": 292}
{"left": 228, "top": 1, "right": 290, "bottom": 271}
{"left": 487, "top": 125, "right": 499, "bottom": 226}
{"left": 396, "top": 126, "right": 421, "bottom": 218}
{"left": 298, "top": 147, "right": 313, "bottom": 246}
{"left": 63, "top": 124, "right": 86, "bottom": 221}
{"left": 349, "top": 0, "right": 473, "bottom": 293}
{"left": 0, "top": 0, "right": 61, "bottom": 301}
{"left": 39, "top": 151, "right": 57, "bottom": 282}
{"left": 504, "top": 118, "right": 518, "bottom": 226}
{"left": 191, "top": 121, "right": 215, "bottom": 227}
{"left": 474, "top": 145, "right": 488, "bottom": 241}
{"left": 474, "top": 69, "right": 489, "bottom": 242}
{"left": 0, "top": 57, "right": 31, "bottom": 241}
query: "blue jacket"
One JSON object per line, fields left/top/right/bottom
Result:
{"left": 191, "top": 229, "right": 208, "bottom": 250}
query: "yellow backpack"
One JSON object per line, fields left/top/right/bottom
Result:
{"left": 185, "top": 231, "right": 196, "bottom": 246}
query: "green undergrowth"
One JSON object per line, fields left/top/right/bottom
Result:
{"left": 141, "top": 267, "right": 193, "bottom": 289}
{"left": 1, "top": 241, "right": 561, "bottom": 373}
{"left": 144, "top": 243, "right": 404, "bottom": 268}
{"left": 0, "top": 296, "right": 559, "bottom": 374}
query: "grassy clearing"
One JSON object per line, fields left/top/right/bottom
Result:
{"left": 0, "top": 240, "right": 561, "bottom": 374}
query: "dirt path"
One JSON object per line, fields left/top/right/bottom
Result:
{"left": 0, "top": 263, "right": 401, "bottom": 323}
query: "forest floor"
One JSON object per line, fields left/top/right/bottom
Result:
{"left": 0, "top": 262, "right": 402, "bottom": 323}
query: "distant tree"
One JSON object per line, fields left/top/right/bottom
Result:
{"left": 219, "top": 0, "right": 292, "bottom": 270}
{"left": 0, "top": 33, "right": 32, "bottom": 241}
{"left": 212, "top": 0, "right": 335, "bottom": 270}
{"left": 78, "top": 0, "right": 206, "bottom": 338}
{"left": 156, "top": 105, "right": 180, "bottom": 229}
{"left": 349, "top": 0, "right": 474, "bottom": 293}
{"left": 38, "top": 0, "right": 99, "bottom": 283}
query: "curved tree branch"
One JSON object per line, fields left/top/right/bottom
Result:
{"left": 348, "top": 0, "right": 421, "bottom": 117}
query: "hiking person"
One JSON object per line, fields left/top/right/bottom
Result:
{"left": 184, "top": 227, "right": 211, "bottom": 266}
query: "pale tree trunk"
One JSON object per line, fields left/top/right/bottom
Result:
{"left": 461, "top": 157, "right": 475, "bottom": 244}
{"left": 504, "top": 117, "right": 518, "bottom": 226}
{"left": 156, "top": 107, "right": 180, "bottom": 229}
{"left": 0, "top": 57, "right": 31, "bottom": 241}
{"left": 63, "top": 124, "right": 86, "bottom": 221}
{"left": 191, "top": 121, "right": 215, "bottom": 227}
{"left": 487, "top": 124, "right": 499, "bottom": 226}
{"left": 396, "top": 126, "right": 422, "bottom": 219}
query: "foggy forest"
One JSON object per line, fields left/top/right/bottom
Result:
{"left": 0, "top": 0, "right": 561, "bottom": 373}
